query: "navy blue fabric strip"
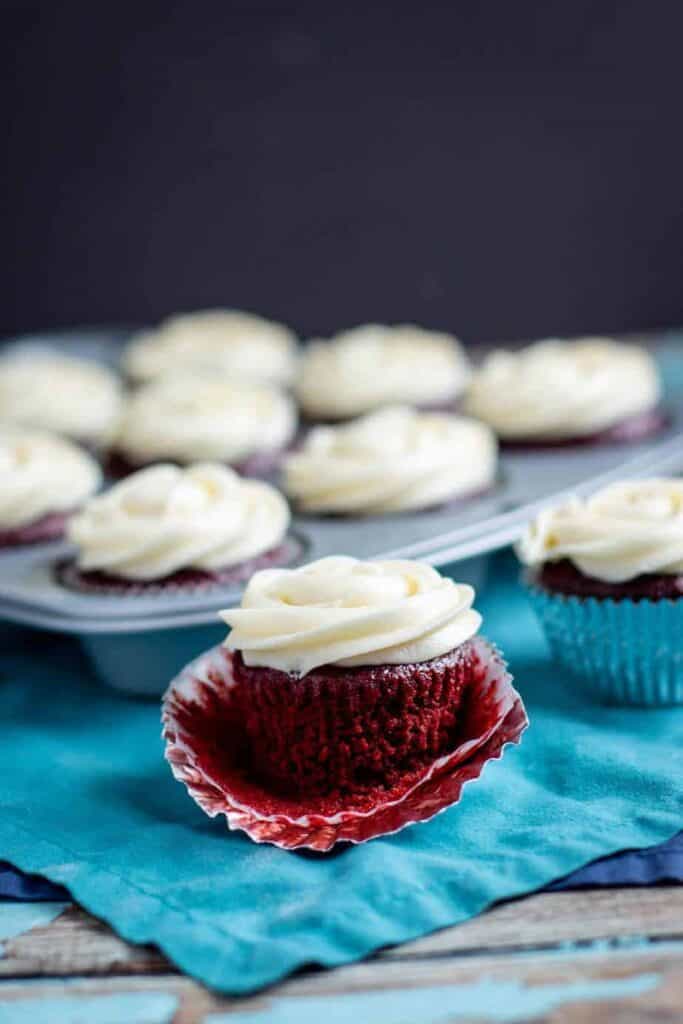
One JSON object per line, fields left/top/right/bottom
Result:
{"left": 2, "top": 835, "right": 681, "bottom": 903}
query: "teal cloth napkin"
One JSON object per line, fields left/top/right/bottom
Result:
{"left": 0, "top": 554, "right": 681, "bottom": 993}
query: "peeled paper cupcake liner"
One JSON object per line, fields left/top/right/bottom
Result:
{"left": 56, "top": 536, "right": 305, "bottom": 598}
{"left": 525, "top": 583, "right": 683, "bottom": 706}
{"left": 161, "top": 637, "right": 528, "bottom": 851}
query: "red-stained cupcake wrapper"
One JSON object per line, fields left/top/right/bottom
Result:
{"left": 57, "top": 537, "right": 304, "bottom": 597}
{"left": 0, "top": 511, "right": 71, "bottom": 549}
{"left": 162, "top": 637, "right": 528, "bottom": 851}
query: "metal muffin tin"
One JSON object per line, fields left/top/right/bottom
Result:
{"left": 1, "top": 327, "right": 682, "bottom": 696}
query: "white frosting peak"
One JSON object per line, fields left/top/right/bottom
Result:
{"left": 114, "top": 373, "right": 297, "bottom": 465}
{"left": 69, "top": 463, "right": 290, "bottom": 580}
{"left": 123, "top": 309, "right": 297, "bottom": 384}
{"left": 296, "top": 324, "right": 470, "bottom": 420}
{"left": 465, "top": 337, "right": 660, "bottom": 440}
{"left": 517, "top": 478, "right": 683, "bottom": 583}
{"left": 0, "top": 428, "right": 101, "bottom": 528}
{"left": 0, "top": 351, "right": 123, "bottom": 444}
{"left": 221, "top": 556, "right": 481, "bottom": 674}
{"left": 284, "top": 406, "right": 497, "bottom": 513}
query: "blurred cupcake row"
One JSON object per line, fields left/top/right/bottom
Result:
{"left": 0, "top": 309, "right": 665, "bottom": 459}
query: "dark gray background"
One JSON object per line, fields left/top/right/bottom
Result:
{"left": 3, "top": 1, "right": 683, "bottom": 342}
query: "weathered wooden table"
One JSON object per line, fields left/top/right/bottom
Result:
{"left": 0, "top": 886, "right": 681, "bottom": 1021}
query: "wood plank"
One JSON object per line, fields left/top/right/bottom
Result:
{"left": 0, "top": 941, "right": 681, "bottom": 1022}
{"left": 2, "top": 887, "right": 682, "bottom": 981}
{"left": 383, "top": 886, "right": 683, "bottom": 958}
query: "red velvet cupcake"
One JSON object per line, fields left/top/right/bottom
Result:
{"left": 107, "top": 372, "right": 297, "bottom": 478}
{"left": 64, "top": 462, "right": 296, "bottom": 595}
{"left": 163, "top": 556, "right": 527, "bottom": 849}
{"left": 464, "top": 337, "right": 663, "bottom": 448}
{"left": 517, "top": 479, "right": 683, "bottom": 705}
{"left": 0, "top": 428, "right": 101, "bottom": 550}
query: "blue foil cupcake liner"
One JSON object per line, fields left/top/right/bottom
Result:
{"left": 524, "top": 583, "right": 683, "bottom": 706}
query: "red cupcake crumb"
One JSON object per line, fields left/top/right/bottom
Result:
{"left": 231, "top": 643, "right": 477, "bottom": 798}
{"left": 531, "top": 558, "right": 683, "bottom": 602}
{"left": 501, "top": 407, "right": 666, "bottom": 450}
{"left": 0, "top": 512, "right": 71, "bottom": 549}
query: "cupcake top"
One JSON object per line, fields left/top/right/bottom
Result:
{"left": 283, "top": 405, "right": 497, "bottom": 514}
{"left": 517, "top": 478, "right": 683, "bottom": 583}
{"left": 221, "top": 555, "right": 481, "bottom": 674}
{"left": 68, "top": 463, "right": 290, "bottom": 580}
{"left": 0, "top": 428, "right": 102, "bottom": 529}
{"left": 464, "top": 338, "right": 660, "bottom": 440}
{"left": 113, "top": 373, "right": 297, "bottom": 466}
{"left": 123, "top": 309, "right": 298, "bottom": 385}
{"left": 295, "top": 324, "right": 470, "bottom": 420}
{"left": 0, "top": 351, "right": 123, "bottom": 445}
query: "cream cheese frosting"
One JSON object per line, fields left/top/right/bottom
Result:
{"left": 283, "top": 405, "right": 497, "bottom": 514}
{"left": 123, "top": 309, "right": 298, "bottom": 385}
{"left": 464, "top": 337, "right": 660, "bottom": 440}
{"left": 68, "top": 463, "right": 290, "bottom": 580}
{"left": 295, "top": 324, "right": 470, "bottom": 420}
{"left": 517, "top": 478, "right": 683, "bottom": 583}
{"left": 113, "top": 373, "right": 297, "bottom": 466}
{"left": 0, "top": 351, "right": 123, "bottom": 445}
{"left": 0, "top": 428, "right": 101, "bottom": 528}
{"left": 221, "top": 555, "right": 481, "bottom": 674}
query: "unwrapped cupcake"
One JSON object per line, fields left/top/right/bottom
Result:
{"left": 63, "top": 463, "right": 294, "bottom": 594}
{"left": 108, "top": 373, "right": 297, "bottom": 477}
{"left": 464, "top": 337, "right": 662, "bottom": 446}
{"left": 123, "top": 309, "right": 298, "bottom": 386}
{"left": 517, "top": 478, "right": 683, "bottom": 704}
{"left": 0, "top": 351, "right": 123, "bottom": 447}
{"left": 162, "top": 556, "right": 527, "bottom": 849}
{"left": 0, "top": 428, "right": 101, "bottom": 548}
{"left": 283, "top": 405, "right": 497, "bottom": 514}
{"left": 296, "top": 324, "right": 470, "bottom": 421}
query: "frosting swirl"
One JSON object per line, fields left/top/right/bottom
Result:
{"left": 284, "top": 406, "right": 497, "bottom": 514}
{"left": 295, "top": 324, "right": 470, "bottom": 420}
{"left": 517, "top": 478, "right": 683, "bottom": 583}
{"left": 68, "top": 463, "right": 290, "bottom": 579}
{"left": 0, "top": 352, "right": 123, "bottom": 444}
{"left": 221, "top": 556, "right": 481, "bottom": 674}
{"left": 464, "top": 338, "right": 660, "bottom": 440}
{"left": 114, "top": 373, "right": 297, "bottom": 465}
{"left": 0, "top": 428, "right": 101, "bottom": 528}
{"left": 123, "top": 309, "right": 298, "bottom": 385}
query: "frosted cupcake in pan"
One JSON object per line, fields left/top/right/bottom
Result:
{"left": 0, "top": 428, "right": 101, "bottom": 548}
{"left": 464, "top": 338, "right": 663, "bottom": 447}
{"left": 63, "top": 463, "right": 294, "bottom": 594}
{"left": 296, "top": 324, "right": 470, "bottom": 421}
{"left": 518, "top": 478, "right": 683, "bottom": 704}
{"left": 123, "top": 309, "right": 298, "bottom": 386}
{"left": 0, "top": 351, "right": 123, "bottom": 448}
{"left": 107, "top": 372, "right": 297, "bottom": 477}
{"left": 283, "top": 405, "right": 497, "bottom": 515}
{"left": 163, "top": 556, "right": 526, "bottom": 849}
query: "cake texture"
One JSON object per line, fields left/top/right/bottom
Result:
{"left": 517, "top": 478, "right": 683, "bottom": 704}
{"left": 464, "top": 337, "right": 662, "bottom": 445}
{"left": 283, "top": 405, "right": 497, "bottom": 515}
{"left": 0, "top": 428, "right": 101, "bottom": 548}
{"left": 161, "top": 555, "right": 527, "bottom": 848}
{"left": 65, "top": 462, "right": 292, "bottom": 592}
